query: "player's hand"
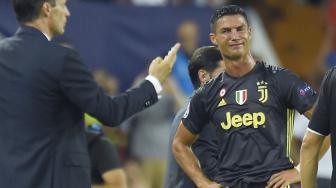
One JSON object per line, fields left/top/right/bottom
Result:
{"left": 148, "top": 43, "right": 180, "bottom": 84}
{"left": 198, "top": 181, "right": 224, "bottom": 188}
{"left": 266, "top": 168, "right": 300, "bottom": 188}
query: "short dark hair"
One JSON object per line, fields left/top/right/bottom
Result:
{"left": 188, "top": 46, "right": 223, "bottom": 89}
{"left": 210, "top": 5, "right": 249, "bottom": 32}
{"left": 12, "top": 0, "right": 56, "bottom": 23}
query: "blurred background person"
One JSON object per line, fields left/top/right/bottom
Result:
{"left": 171, "top": 20, "right": 200, "bottom": 98}
{"left": 122, "top": 71, "right": 182, "bottom": 188}
{"left": 86, "top": 126, "right": 127, "bottom": 188}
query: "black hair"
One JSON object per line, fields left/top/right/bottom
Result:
{"left": 210, "top": 5, "right": 249, "bottom": 32}
{"left": 12, "top": 0, "right": 56, "bottom": 23}
{"left": 188, "top": 46, "right": 223, "bottom": 89}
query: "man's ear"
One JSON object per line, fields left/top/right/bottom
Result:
{"left": 209, "top": 33, "right": 217, "bottom": 46}
{"left": 198, "top": 69, "right": 210, "bottom": 85}
{"left": 40, "top": 2, "right": 52, "bottom": 17}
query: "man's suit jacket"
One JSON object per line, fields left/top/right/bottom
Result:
{"left": 0, "top": 26, "right": 158, "bottom": 188}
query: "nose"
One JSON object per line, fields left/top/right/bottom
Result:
{"left": 231, "top": 30, "right": 239, "bottom": 40}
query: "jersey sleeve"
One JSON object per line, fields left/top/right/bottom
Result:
{"left": 181, "top": 90, "right": 209, "bottom": 134}
{"left": 276, "top": 69, "right": 317, "bottom": 114}
{"left": 308, "top": 69, "right": 335, "bottom": 136}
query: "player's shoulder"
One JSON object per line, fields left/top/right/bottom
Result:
{"left": 323, "top": 66, "right": 336, "bottom": 86}
{"left": 327, "top": 66, "right": 336, "bottom": 78}
{"left": 258, "top": 61, "right": 299, "bottom": 81}
{"left": 258, "top": 61, "right": 284, "bottom": 75}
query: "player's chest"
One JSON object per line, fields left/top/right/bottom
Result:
{"left": 207, "top": 77, "right": 280, "bottom": 130}
{"left": 209, "top": 76, "right": 277, "bottom": 109}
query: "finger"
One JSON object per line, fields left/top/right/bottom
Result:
{"left": 163, "top": 43, "right": 180, "bottom": 66}
{"left": 149, "top": 57, "right": 163, "bottom": 73}
{"left": 266, "top": 176, "right": 282, "bottom": 188}
{"left": 272, "top": 179, "right": 286, "bottom": 188}
{"left": 269, "top": 172, "right": 281, "bottom": 181}
{"left": 164, "top": 43, "right": 180, "bottom": 62}
{"left": 152, "top": 57, "right": 163, "bottom": 64}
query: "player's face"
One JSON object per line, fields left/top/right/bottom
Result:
{"left": 49, "top": 0, "right": 70, "bottom": 36}
{"left": 210, "top": 15, "right": 251, "bottom": 60}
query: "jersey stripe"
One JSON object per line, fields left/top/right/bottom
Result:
{"left": 286, "top": 109, "right": 295, "bottom": 163}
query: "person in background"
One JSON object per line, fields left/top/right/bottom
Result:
{"left": 171, "top": 21, "right": 200, "bottom": 97}
{"left": 86, "top": 125, "right": 127, "bottom": 188}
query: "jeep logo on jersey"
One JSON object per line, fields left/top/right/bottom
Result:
{"left": 235, "top": 89, "right": 247, "bottom": 105}
{"left": 220, "top": 112, "right": 266, "bottom": 130}
{"left": 257, "top": 81, "right": 268, "bottom": 103}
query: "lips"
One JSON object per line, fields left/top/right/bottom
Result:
{"left": 229, "top": 43, "right": 244, "bottom": 47}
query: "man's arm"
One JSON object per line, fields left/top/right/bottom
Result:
{"left": 303, "top": 106, "right": 314, "bottom": 119}
{"left": 266, "top": 107, "right": 330, "bottom": 188}
{"left": 92, "top": 168, "right": 127, "bottom": 188}
{"left": 172, "top": 122, "right": 222, "bottom": 188}
{"left": 300, "top": 131, "right": 325, "bottom": 188}
{"left": 60, "top": 43, "right": 180, "bottom": 127}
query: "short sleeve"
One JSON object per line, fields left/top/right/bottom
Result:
{"left": 276, "top": 69, "right": 317, "bottom": 114}
{"left": 182, "top": 91, "right": 209, "bottom": 134}
{"left": 308, "top": 69, "right": 335, "bottom": 136}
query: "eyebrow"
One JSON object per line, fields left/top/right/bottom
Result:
{"left": 220, "top": 24, "right": 246, "bottom": 30}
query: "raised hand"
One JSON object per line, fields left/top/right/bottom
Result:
{"left": 148, "top": 43, "right": 180, "bottom": 84}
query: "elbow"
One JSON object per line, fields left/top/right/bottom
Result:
{"left": 300, "top": 135, "right": 322, "bottom": 157}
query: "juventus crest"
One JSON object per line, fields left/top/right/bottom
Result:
{"left": 257, "top": 81, "right": 268, "bottom": 103}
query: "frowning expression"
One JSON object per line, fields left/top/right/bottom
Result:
{"left": 210, "top": 15, "right": 251, "bottom": 60}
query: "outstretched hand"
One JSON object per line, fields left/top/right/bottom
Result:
{"left": 266, "top": 168, "right": 300, "bottom": 188}
{"left": 148, "top": 43, "right": 180, "bottom": 84}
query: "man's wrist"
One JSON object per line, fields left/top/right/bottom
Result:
{"left": 145, "top": 75, "right": 162, "bottom": 94}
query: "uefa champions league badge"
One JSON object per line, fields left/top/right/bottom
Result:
{"left": 219, "top": 88, "right": 226, "bottom": 97}
{"left": 298, "top": 84, "right": 312, "bottom": 96}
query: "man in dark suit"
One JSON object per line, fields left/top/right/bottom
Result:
{"left": 0, "top": 0, "right": 180, "bottom": 187}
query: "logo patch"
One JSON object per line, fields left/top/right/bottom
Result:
{"left": 219, "top": 88, "right": 226, "bottom": 97}
{"left": 257, "top": 81, "right": 268, "bottom": 103}
{"left": 217, "top": 99, "right": 227, "bottom": 108}
{"left": 235, "top": 89, "right": 247, "bottom": 105}
{"left": 299, "top": 85, "right": 312, "bottom": 96}
{"left": 220, "top": 111, "right": 266, "bottom": 130}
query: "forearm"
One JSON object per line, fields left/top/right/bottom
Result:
{"left": 318, "top": 135, "right": 330, "bottom": 160}
{"left": 172, "top": 141, "right": 211, "bottom": 187}
{"left": 300, "top": 133, "right": 324, "bottom": 188}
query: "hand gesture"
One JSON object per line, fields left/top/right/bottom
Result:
{"left": 266, "top": 168, "right": 300, "bottom": 188}
{"left": 148, "top": 43, "right": 180, "bottom": 84}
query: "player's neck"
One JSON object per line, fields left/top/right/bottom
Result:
{"left": 224, "top": 54, "right": 256, "bottom": 78}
